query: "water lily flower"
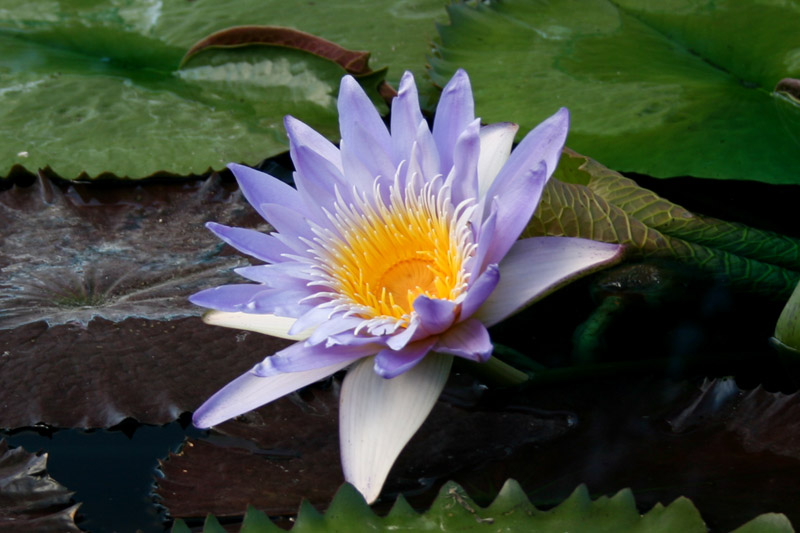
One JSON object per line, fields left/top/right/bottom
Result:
{"left": 189, "top": 69, "right": 623, "bottom": 503}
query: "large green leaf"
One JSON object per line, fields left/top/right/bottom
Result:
{"left": 0, "top": 0, "right": 446, "bottom": 179}
{"left": 527, "top": 149, "right": 800, "bottom": 297}
{"left": 431, "top": 0, "right": 800, "bottom": 183}
{"left": 171, "top": 480, "right": 793, "bottom": 532}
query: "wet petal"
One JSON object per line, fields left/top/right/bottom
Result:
{"left": 475, "top": 236, "right": 625, "bottom": 326}
{"left": 192, "top": 358, "right": 352, "bottom": 428}
{"left": 339, "top": 353, "right": 452, "bottom": 503}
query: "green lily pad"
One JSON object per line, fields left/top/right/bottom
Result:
{"left": 0, "top": 0, "right": 446, "bottom": 180}
{"left": 527, "top": 149, "right": 800, "bottom": 297}
{"left": 171, "top": 480, "right": 793, "bottom": 532}
{"left": 431, "top": 0, "right": 800, "bottom": 183}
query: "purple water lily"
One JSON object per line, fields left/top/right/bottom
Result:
{"left": 190, "top": 69, "right": 623, "bottom": 503}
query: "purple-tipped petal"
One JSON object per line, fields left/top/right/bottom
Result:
{"left": 189, "top": 284, "right": 268, "bottom": 312}
{"left": 193, "top": 358, "right": 352, "bottom": 428}
{"left": 432, "top": 69, "right": 474, "bottom": 174}
{"left": 475, "top": 236, "right": 625, "bottom": 327}
{"left": 285, "top": 115, "right": 342, "bottom": 171}
{"left": 374, "top": 337, "right": 438, "bottom": 378}
{"left": 307, "top": 315, "right": 363, "bottom": 346}
{"left": 206, "top": 222, "right": 292, "bottom": 263}
{"left": 254, "top": 339, "right": 376, "bottom": 376}
{"left": 259, "top": 202, "right": 316, "bottom": 244}
{"left": 234, "top": 262, "right": 312, "bottom": 285}
{"left": 291, "top": 144, "right": 347, "bottom": 220}
{"left": 340, "top": 353, "right": 452, "bottom": 503}
{"left": 338, "top": 76, "right": 395, "bottom": 183}
{"left": 482, "top": 161, "right": 548, "bottom": 266}
{"left": 460, "top": 264, "right": 501, "bottom": 319}
{"left": 228, "top": 163, "right": 305, "bottom": 221}
{"left": 201, "top": 310, "right": 311, "bottom": 340}
{"left": 469, "top": 199, "right": 498, "bottom": 277}
{"left": 446, "top": 118, "right": 481, "bottom": 205}
{"left": 485, "top": 107, "right": 569, "bottom": 204}
{"left": 390, "top": 71, "right": 424, "bottom": 165}
{"left": 385, "top": 318, "right": 420, "bottom": 350}
{"left": 414, "top": 296, "right": 458, "bottom": 335}
{"left": 478, "top": 122, "right": 519, "bottom": 196}
{"left": 289, "top": 306, "right": 333, "bottom": 335}
{"left": 246, "top": 288, "right": 318, "bottom": 317}
{"left": 435, "top": 318, "right": 492, "bottom": 362}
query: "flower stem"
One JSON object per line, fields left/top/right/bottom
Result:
{"left": 459, "top": 355, "right": 530, "bottom": 386}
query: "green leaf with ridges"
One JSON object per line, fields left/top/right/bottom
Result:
{"left": 0, "top": 0, "right": 446, "bottom": 180}
{"left": 170, "top": 480, "right": 794, "bottom": 532}
{"left": 431, "top": 0, "right": 800, "bottom": 183}
{"left": 526, "top": 149, "right": 800, "bottom": 297}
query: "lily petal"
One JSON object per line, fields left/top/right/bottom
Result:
{"left": 228, "top": 163, "right": 305, "bottom": 221}
{"left": 193, "top": 359, "right": 352, "bottom": 428}
{"left": 374, "top": 336, "right": 438, "bottom": 378}
{"left": 435, "top": 318, "right": 492, "bottom": 362}
{"left": 340, "top": 353, "right": 453, "bottom": 503}
{"left": 206, "top": 222, "right": 292, "bottom": 263}
{"left": 486, "top": 107, "right": 569, "bottom": 199}
{"left": 432, "top": 69, "right": 474, "bottom": 174}
{"left": 338, "top": 76, "right": 395, "bottom": 185}
{"left": 284, "top": 115, "right": 342, "bottom": 171}
{"left": 475, "top": 236, "right": 625, "bottom": 326}
{"left": 201, "top": 310, "right": 312, "bottom": 340}
{"left": 256, "top": 340, "right": 377, "bottom": 375}
{"left": 477, "top": 122, "right": 518, "bottom": 196}
{"left": 482, "top": 161, "right": 548, "bottom": 267}
{"left": 390, "top": 71, "right": 425, "bottom": 166}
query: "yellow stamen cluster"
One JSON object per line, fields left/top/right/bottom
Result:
{"left": 307, "top": 175, "right": 475, "bottom": 328}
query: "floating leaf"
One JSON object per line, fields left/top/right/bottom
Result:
{"left": 1, "top": 0, "right": 447, "bottom": 179}
{"left": 0, "top": 440, "right": 81, "bottom": 532}
{"left": 431, "top": 0, "right": 800, "bottom": 183}
{"left": 526, "top": 149, "right": 800, "bottom": 297}
{"left": 171, "top": 479, "right": 793, "bottom": 532}
{"left": 156, "top": 379, "right": 574, "bottom": 519}
{"left": 0, "top": 175, "right": 293, "bottom": 427}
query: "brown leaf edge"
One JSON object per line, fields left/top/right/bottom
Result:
{"left": 775, "top": 78, "right": 800, "bottom": 105}
{"left": 180, "top": 26, "right": 369, "bottom": 72}
{"left": 179, "top": 25, "right": 397, "bottom": 103}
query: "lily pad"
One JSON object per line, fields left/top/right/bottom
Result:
{"left": 431, "top": 0, "right": 800, "bottom": 183}
{"left": 172, "top": 479, "right": 792, "bottom": 533}
{"left": 0, "top": 440, "right": 81, "bottom": 532}
{"left": 526, "top": 149, "right": 800, "bottom": 297}
{"left": 0, "top": 0, "right": 447, "bottom": 179}
{"left": 0, "top": 174, "right": 293, "bottom": 427}
{"left": 156, "top": 377, "right": 574, "bottom": 519}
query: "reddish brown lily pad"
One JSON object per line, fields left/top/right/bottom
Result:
{"left": 0, "top": 439, "right": 81, "bottom": 532}
{"left": 0, "top": 173, "right": 292, "bottom": 428}
{"left": 155, "top": 377, "right": 575, "bottom": 519}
